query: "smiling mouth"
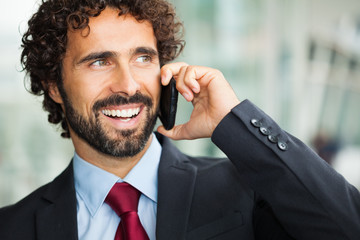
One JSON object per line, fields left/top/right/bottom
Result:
{"left": 102, "top": 107, "right": 141, "bottom": 122}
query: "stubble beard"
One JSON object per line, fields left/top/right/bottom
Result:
{"left": 58, "top": 85, "right": 158, "bottom": 158}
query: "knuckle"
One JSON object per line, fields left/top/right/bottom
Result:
{"left": 208, "top": 68, "right": 223, "bottom": 80}
{"left": 186, "top": 65, "right": 196, "bottom": 72}
{"left": 179, "top": 65, "right": 188, "bottom": 73}
{"left": 212, "top": 68, "right": 222, "bottom": 76}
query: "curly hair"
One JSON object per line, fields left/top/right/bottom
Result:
{"left": 21, "top": 0, "right": 185, "bottom": 138}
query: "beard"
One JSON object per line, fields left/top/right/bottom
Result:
{"left": 58, "top": 85, "right": 158, "bottom": 158}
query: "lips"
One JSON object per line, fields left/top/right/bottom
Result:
{"left": 94, "top": 93, "right": 152, "bottom": 125}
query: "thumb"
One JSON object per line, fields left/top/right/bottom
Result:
{"left": 157, "top": 124, "right": 190, "bottom": 140}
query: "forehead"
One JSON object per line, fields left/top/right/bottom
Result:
{"left": 66, "top": 8, "right": 157, "bottom": 55}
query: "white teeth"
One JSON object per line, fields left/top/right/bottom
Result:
{"left": 102, "top": 107, "right": 141, "bottom": 118}
{"left": 120, "top": 118, "right": 131, "bottom": 122}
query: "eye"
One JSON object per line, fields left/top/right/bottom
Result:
{"left": 90, "top": 59, "right": 109, "bottom": 67}
{"left": 135, "top": 55, "right": 152, "bottom": 63}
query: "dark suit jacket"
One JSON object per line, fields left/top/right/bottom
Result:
{"left": 1, "top": 100, "right": 359, "bottom": 240}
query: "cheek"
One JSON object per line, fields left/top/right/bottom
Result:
{"left": 150, "top": 78, "right": 161, "bottom": 106}
{"left": 61, "top": 60, "right": 108, "bottom": 116}
{"left": 138, "top": 71, "right": 161, "bottom": 104}
{"left": 154, "top": 81, "right": 161, "bottom": 99}
{"left": 64, "top": 81, "right": 99, "bottom": 114}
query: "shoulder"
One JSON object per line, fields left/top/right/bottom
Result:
{"left": 0, "top": 182, "right": 52, "bottom": 239}
{"left": 0, "top": 163, "right": 74, "bottom": 239}
{"left": 0, "top": 182, "right": 50, "bottom": 209}
{"left": 0, "top": 163, "right": 74, "bottom": 217}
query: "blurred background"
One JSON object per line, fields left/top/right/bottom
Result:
{"left": 1, "top": 0, "right": 360, "bottom": 207}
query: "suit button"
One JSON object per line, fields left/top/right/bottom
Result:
{"left": 260, "top": 127, "right": 271, "bottom": 136}
{"left": 268, "top": 135, "right": 278, "bottom": 143}
{"left": 278, "top": 141, "right": 288, "bottom": 151}
{"left": 251, "top": 119, "right": 262, "bottom": 128}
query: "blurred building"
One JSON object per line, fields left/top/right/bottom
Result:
{"left": 1, "top": 0, "right": 360, "bottom": 206}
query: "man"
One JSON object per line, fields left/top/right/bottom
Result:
{"left": 0, "top": 0, "right": 359, "bottom": 239}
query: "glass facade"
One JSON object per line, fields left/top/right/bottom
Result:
{"left": 1, "top": 0, "right": 360, "bottom": 206}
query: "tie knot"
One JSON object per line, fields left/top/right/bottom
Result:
{"left": 105, "top": 182, "right": 141, "bottom": 216}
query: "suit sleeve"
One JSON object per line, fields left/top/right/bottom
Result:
{"left": 211, "top": 99, "right": 360, "bottom": 240}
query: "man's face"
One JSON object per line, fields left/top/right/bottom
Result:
{"left": 56, "top": 8, "right": 161, "bottom": 157}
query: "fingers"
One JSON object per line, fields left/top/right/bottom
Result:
{"left": 161, "top": 62, "right": 188, "bottom": 85}
{"left": 161, "top": 63, "right": 215, "bottom": 102}
{"left": 159, "top": 62, "right": 241, "bottom": 141}
{"left": 176, "top": 66, "right": 198, "bottom": 101}
{"left": 161, "top": 62, "right": 193, "bottom": 101}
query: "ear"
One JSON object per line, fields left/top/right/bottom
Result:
{"left": 48, "top": 82, "right": 64, "bottom": 104}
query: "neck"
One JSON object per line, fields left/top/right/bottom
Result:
{"left": 71, "top": 134, "right": 153, "bottom": 179}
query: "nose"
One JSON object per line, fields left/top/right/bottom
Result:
{"left": 110, "top": 65, "right": 140, "bottom": 96}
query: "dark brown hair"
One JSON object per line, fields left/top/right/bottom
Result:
{"left": 21, "top": 0, "right": 185, "bottom": 138}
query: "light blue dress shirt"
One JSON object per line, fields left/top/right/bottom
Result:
{"left": 73, "top": 134, "right": 162, "bottom": 240}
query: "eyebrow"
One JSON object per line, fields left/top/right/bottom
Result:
{"left": 132, "top": 47, "right": 158, "bottom": 57}
{"left": 76, "top": 51, "right": 116, "bottom": 66}
{"left": 75, "top": 47, "right": 159, "bottom": 66}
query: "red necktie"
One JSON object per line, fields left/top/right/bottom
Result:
{"left": 105, "top": 182, "right": 150, "bottom": 240}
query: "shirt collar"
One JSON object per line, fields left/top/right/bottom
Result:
{"left": 73, "top": 133, "right": 162, "bottom": 217}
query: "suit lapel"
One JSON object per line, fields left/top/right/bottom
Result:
{"left": 155, "top": 134, "right": 197, "bottom": 240}
{"left": 36, "top": 162, "right": 78, "bottom": 240}
{"left": 34, "top": 136, "right": 196, "bottom": 240}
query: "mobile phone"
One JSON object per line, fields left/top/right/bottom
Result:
{"left": 159, "top": 77, "right": 178, "bottom": 130}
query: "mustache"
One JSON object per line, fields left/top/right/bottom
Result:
{"left": 92, "top": 93, "right": 153, "bottom": 112}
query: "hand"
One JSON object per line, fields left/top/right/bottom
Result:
{"left": 157, "top": 62, "right": 241, "bottom": 140}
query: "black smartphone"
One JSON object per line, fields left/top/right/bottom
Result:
{"left": 159, "top": 77, "right": 178, "bottom": 130}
